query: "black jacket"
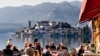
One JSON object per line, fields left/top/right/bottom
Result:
{"left": 3, "top": 49, "right": 13, "bottom": 56}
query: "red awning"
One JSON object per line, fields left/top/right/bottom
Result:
{"left": 79, "top": 0, "right": 100, "bottom": 23}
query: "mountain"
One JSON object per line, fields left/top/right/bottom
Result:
{"left": 0, "top": 1, "right": 82, "bottom": 26}
{"left": 70, "top": 1, "right": 82, "bottom": 8}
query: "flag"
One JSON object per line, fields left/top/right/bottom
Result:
{"left": 79, "top": 0, "right": 100, "bottom": 23}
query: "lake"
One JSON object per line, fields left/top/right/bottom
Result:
{"left": 0, "top": 32, "right": 83, "bottom": 51}
{"left": 0, "top": 33, "right": 24, "bottom": 50}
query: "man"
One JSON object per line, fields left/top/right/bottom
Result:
{"left": 26, "top": 44, "right": 35, "bottom": 56}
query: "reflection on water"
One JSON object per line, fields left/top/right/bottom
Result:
{"left": 0, "top": 33, "right": 24, "bottom": 50}
{"left": 0, "top": 33, "right": 83, "bottom": 50}
{"left": 15, "top": 34, "right": 83, "bottom": 50}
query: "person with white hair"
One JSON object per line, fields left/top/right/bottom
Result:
{"left": 6, "top": 38, "right": 12, "bottom": 46}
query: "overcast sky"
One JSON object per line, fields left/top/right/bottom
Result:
{"left": 0, "top": 0, "right": 82, "bottom": 8}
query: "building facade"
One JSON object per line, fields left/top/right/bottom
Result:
{"left": 92, "top": 16, "right": 100, "bottom": 51}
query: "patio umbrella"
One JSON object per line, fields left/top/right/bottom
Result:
{"left": 79, "top": 0, "right": 100, "bottom": 23}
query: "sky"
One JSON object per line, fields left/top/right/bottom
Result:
{"left": 0, "top": 0, "right": 82, "bottom": 8}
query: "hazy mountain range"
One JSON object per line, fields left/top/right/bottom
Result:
{"left": 0, "top": 1, "right": 82, "bottom": 32}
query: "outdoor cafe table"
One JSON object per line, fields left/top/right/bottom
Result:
{"left": 83, "top": 53, "right": 100, "bottom": 56}
{"left": 21, "top": 55, "right": 28, "bottom": 56}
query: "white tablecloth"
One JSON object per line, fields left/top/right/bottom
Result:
{"left": 22, "top": 55, "right": 29, "bottom": 56}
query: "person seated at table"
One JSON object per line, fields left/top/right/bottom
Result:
{"left": 57, "top": 43, "right": 62, "bottom": 51}
{"left": 12, "top": 46, "right": 20, "bottom": 56}
{"left": 58, "top": 43, "right": 70, "bottom": 56}
{"left": 6, "top": 38, "right": 13, "bottom": 46}
{"left": 35, "top": 42, "right": 42, "bottom": 56}
{"left": 33, "top": 38, "right": 39, "bottom": 47}
{"left": 58, "top": 43, "right": 68, "bottom": 51}
{"left": 20, "top": 49, "right": 24, "bottom": 55}
{"left": 0, "top": 50, "right": 3, "bottom": 56}
{"left": 70, "top": 48, "right": 77, "bottom": 56}
{"left": 90, "top": 44, "right": 96, "bottom": 53}
{"left": 23, "top": 42, "right": 29, "bottom": 54}
{"left": 42, "top": 45, "right": 52, "bottom": 56}
{"left": 3, "top": 45, "right": 13, "bottom": 56}
{"left": 84, "top": 44, "right": 91, "bottom": 54}
{"left": 78, "top": 45, "right": 84, "bottom": 56}
{"left": 49, "top": 42, "right": 56, "bottom": 51}
{"left": 26, "top": 44, "right": 35, "bottom": 56}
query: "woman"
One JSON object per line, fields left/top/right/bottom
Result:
{"left": 70, "top": 48, "right": 77, "bottom": 56}
{"left": 58, "top": 43, "right": 70, "bottom": 56}
{"left": 35, "top": 42, "right": 42, "bottom": 56}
